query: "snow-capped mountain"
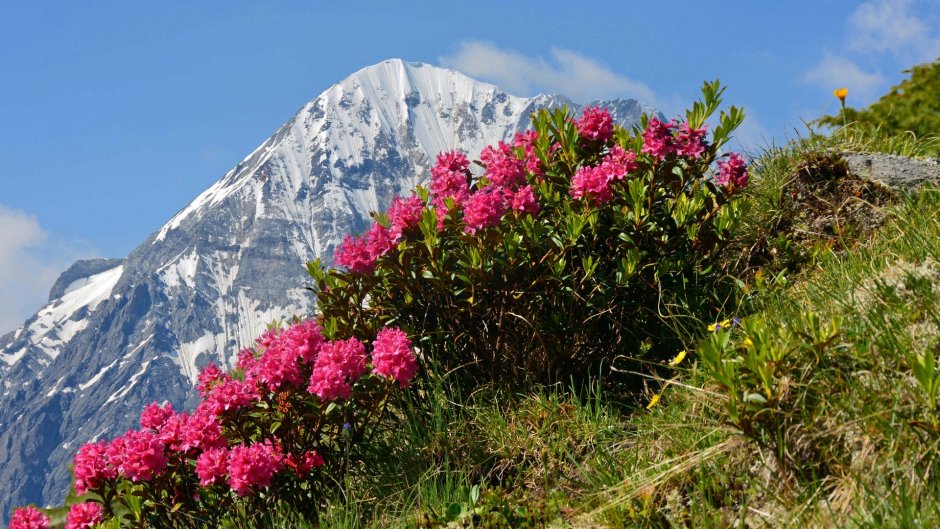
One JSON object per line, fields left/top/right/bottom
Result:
{"left": 0, "top": 59, "right": 655, "bottom": 516}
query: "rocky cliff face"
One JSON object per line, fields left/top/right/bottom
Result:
{"left": 0, "top": 59, "right": 654, "bottom": 516}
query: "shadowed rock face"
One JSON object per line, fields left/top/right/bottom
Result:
{"left": 0, "top": 59, "right": 653, "bottom": 518}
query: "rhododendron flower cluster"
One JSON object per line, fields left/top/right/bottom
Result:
{"left": 8, "top": 506, "right": 49, "bottom": 529}
{"left": 715, "top": 152, "right": 749, "bottom": 190}
{"left": 196, "top": 446, "right": 230, "bottom": 486}
{"left": 285, "top": 450, "right": 325, "bottom": 478}
{"left": 430, "top": 150, "right": 472, "bottom": 210}
{"left": 227, "top": 441, "right": 284, "bottom": 496}
{"left": 65, "top": 502, "right": 103, "bottom": 529}
{"left": 570, "top": 145, "right": 639, "bottom": 203}
{"left": 676, "top": 122, "right": 708, "bottom": 159}
{"left": 576, "top": 106, "right": 614, "bottom": 142}
{"left": 198, "top": 377, "right": 258, "bottom": 416}
{"left": 308, "top": 337, "right": 368, "bottom": 400}
{"left": 463, "top": 188, "right": 509, "bottom": 234}
{"left": 514, "top": 130, "right": 543, "bottom": 176}
{"left": 642, "top": 117, "right": 677, "bottom": 160}
{"left": 388, "top": 193, "right": 425, "bottom": 239}
{"left": 140, "top": 401, "right": 175, "bottom": 430}
{"left": 196, "top": 363, "right": 226, "bottom": 396}
{"left": 480, "top": 141, "right": 526, "bottom": 188}
{"left": 48, "top": 318, "right": 419, "bottom": 526}
{"left": 113, "top": 429, "right": 168, "bottom": 482}
{"left": 371, "top": 327, "right": 420, "bottom": 387}
{"left": 333, "top": 233, "right": 376, "bottom": 275}
{"left": 72, "top": 439, "right": 115, "bottom": 495}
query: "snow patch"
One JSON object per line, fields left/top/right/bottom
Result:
{"left": 175, "top": 332, "right": 226, "bottom": 384}
{"left": 105, "top": 360, "right": 151, "bottom": 404}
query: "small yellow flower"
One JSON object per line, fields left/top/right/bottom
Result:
{"left": 743, "top": 337, "right": 754, "bottom": 348}
{"left": 708, "top": 319, "right": 731, "bottom": 332}
{"left": 834, "top": 87, "right": 848, "bottom": 102}
{"left": 646, "top": 393, "right": 662, "bottom": 410}
{"left": 669, "top": 350, "right": 688, "bottom": 366}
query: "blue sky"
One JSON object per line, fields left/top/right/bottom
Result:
{"left": 1, "top": 0, "right": 938, "bottom": 333}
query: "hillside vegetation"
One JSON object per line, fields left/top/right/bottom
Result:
{"left": 10, "top": 66, "right": 940, "bottom": 529}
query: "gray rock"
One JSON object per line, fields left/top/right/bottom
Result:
{"left": 844, "top": 152, "right": 940, "bottom": 192}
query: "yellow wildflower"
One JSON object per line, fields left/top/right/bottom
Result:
{"left": 646, "top": 393, "right": 661, "bottom": 410}
{"left": 833, "top": 87, "right": 848, "bottom": 102}
{"left": 669, "top": 350, "right": 688, "bottom": 366}
{"left": 708, "top": 319, "right": 731, "bottom": 332}
{"left": 743, "top": 337, "right": 754, "bottom": 348}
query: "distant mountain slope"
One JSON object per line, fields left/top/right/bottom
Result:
{"left": 0, "top": 59, "right": 655, "bottom": 516}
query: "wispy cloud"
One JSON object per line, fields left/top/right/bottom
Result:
{"left": 801, "top": 0, "right": 939, "bottom": 106}
{"left": 0, "top": 204, "right": 89, "bottom": 336}
{"left": 847, "top": 0, "right": 940, "bottom": 61}
{"left": 439, "top": 41, "right": 658, "bottom": 106}
{"left": 801, "top": 52, "right": 887, "bottom": 102}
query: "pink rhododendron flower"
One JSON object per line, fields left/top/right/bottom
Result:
{"left": 510, "top": 185, "right": 541, "bottom": 216}
{"left": 195, "top": 447, "right": 230, "bottom": 486}
{"left": 104, "top": 436, "right": 127, "bottom": 478}
{"left": 236, "top": 348, "right": 262, "bottom": 383}
{"left": 65, "top": 502, "right": 103, "bottom": 529}
{"left": 604, "top": 146, "right": 638, "bottom": 180}
{"left": 114, "top": 430, "right": 168, "bottom": 482}
{"left": 308, "top": 337, "right": 368, "bottom": 401}
{"left": 285, "top": 450, "right": 325, "bottom": 478}
{"left": 73, "top": 440, "right": 116, "bottom": 495}
{"left": 180, "top": 409, "right": 225, "bottom": 453}
{"left": 199, "top": 378, "right": 258, "bottom": 417}
{"left": 715, "top": 152, "right": 748, "bottom": 190}
{"left": 365, "top": 222, "right": 395, "bottom": 260}
{"left": 371, "top": 327, "right": 419, "bottom": 388}
{"left": 641, "top": 117, "right": 677, "bottom": 160}
{"left": 8, "top": 506, "right": 50, "bottom": 529}
{"left": 157, "top": 411, "right": 187, "bottom": 451}
{"left": 430, "top": 150, "right": 471, "bottom": 210}
{"left": 463, "top": 189, "right": 507, "bottom": 234}
{"left": 676, "top": 122, "right": 708, "bottom": 159}
{"left": 197, "top": 364, "right": 228, "bottom": 396}
{"left": 258, "top": 339, "right": 305, "bottom": 390}
{"left": 388, "top": 194, "right": 425, "bottom": 240}
{"left": 570, "top": 165, "right": 614, "bottom": 203}
{"left": 480, "top": 141, "right": 526, "bottom": 188}
{"left": 576, "top": 107, "right": 614, "bottom": 142}
{"left": 514, "top": 130, "right": 543, "bottom": 176}
{"left": 334, "top": 234, "right": 376, "bottom": 274}
{"left": 139, "top": 402, "right": 175, "bottom": 431}
{"left": 227, "top": 441, "right": 284, "bottom": 496}
{"left": 281, "top": 320, "right": 325, "bottom": 365}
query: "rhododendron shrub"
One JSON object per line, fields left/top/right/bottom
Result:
{"left": 51, "top": 320, "right": 419, "bottom": 527}
{"left": 310, "top": 81, "right": 747, "bottom": 385}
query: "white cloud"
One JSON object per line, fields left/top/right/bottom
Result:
{"left": 847, "top": 0, "right": 940, "bottom": 61}
{"left": 439, "top": 41, "right": 658, "bottom": 106}
{"left": 0, "top": 205, "right": 84, "bottom": 336}
{"left": 801, "top": 52, "right": 887, "bottom": 103}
